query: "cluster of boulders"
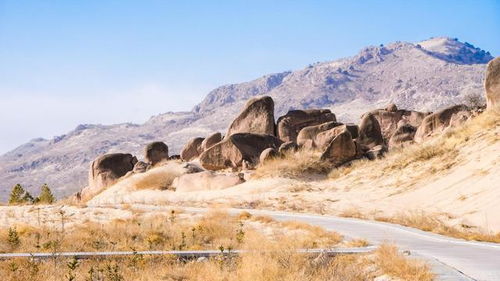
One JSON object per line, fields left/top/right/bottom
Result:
{"left": 79, "top": 55, "right": 499, "bottom": 199}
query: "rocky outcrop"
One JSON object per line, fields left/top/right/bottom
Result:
{"left": 172, "top": 171, "right": 244, "bottom": 192}
{"left": 278, "top": 141, "right": 298, "bottom": 154}
{"left": 259, "top": 148, "right": 279, "bottom": 164}
{"left": 225, "top": 96, "right": 275, "bottom": 137}
{"left": 133, "top": 161, "right": 150, "bottom": 173}
{"left": 199, "top": 133, "right": 282, "bottom": 170}
{"left": 180, "top": 137, "right": 205, "bottom": 161}
{"left": 277, "top": 109, "right": 336, "bottom": 143}
{"left": 145, "top": 142, "right": 169, "bottom": 166}
{"left": 414, "top": 105, "right": 469, "bottom": 143}
{"left": 357, "top": 113, "right": 384, "bottom": 149}
{"left": 320, "top": 128, "right": 357, "bottom": 164}
{"left": 388, "top": 124, "right": 417, "bottom": 148}
{"left": 83, "top": 153, "right": 137, "bottom": 199}
{"left": 315, "top": 125, "right": 351, "bottom": 151}
{"left": 296, "top": 121, "right": 343, "bottom": 149}
{"left": 201, "top": 132, "right": 222, "bottom": 151}
{"left": 485, "top": 57, "right": 500, "bottom": 109}
{"left": 365, "top": 107, "right": 428, "bottom": 142}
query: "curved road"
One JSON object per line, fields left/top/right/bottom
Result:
{"left": 182, "top": 207, "right": 500, "bottom": 281}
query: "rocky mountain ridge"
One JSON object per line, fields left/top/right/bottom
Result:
{"left": 0, "top": 37, "right": 493, "bottom": 200}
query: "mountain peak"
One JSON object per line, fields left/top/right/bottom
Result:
{"left": 417, "top": 37, "right": 493, "bottom": 64}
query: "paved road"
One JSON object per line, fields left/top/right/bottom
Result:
{"left": 183, "top": 207, "right": 500, "bottom": 281}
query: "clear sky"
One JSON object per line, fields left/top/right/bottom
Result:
{"left": 0, "top": 0, "right": 499, "bottom": 154}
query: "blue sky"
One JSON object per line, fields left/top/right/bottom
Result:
{"left": 0, "top": 0, "right": 499, "bottom": 153}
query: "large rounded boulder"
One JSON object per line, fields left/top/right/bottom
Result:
{"left": 364, "top": 106, "right": 428, "bottom": 142}
{"left": 199, "top": 133, "right": 282, "bottom": 170}
{"left": 414, "top": 105, "right": 469, "bottom": 143}
{"left": 388, "top": 124, "right": 417, "bottom": 148}
{"left": 485, "top": 57, "right": 500, "bottom": 109}
{"left": 357, "top": 113, "right": 384, "bottom": 149}
{"left": 181, "top": 137, "right": 205, "bottom": 161}
{"left": 277, "top": 109, "right": 336, "bottom": 143}
{"left": 145, "top": 142, "right": 169, "bottom": 166}
{"left": 225, "top": 96, "right": 275, "bottom": 138}
{"left": 320, "top": 128, "right": 357, "bottom": 164}
{"left": 84, "top": 153, "right": 137, "bottom": 199}
{"left": 296, "top": 121, "right": 343, "bottom": 149}
{"left": 201, "top": 132, "right": 222, "bottom": 151}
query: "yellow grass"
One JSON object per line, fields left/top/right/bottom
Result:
{"left": 254, "top": 149, "right": 333, "bottom": 179}
{"left": 375, "top": 244, "right": 434, "bottom": 281}
{"left": 376, "top": 212, "right": 500, "bottom": 243}
{"left": 127, "top": 162, "right": 186, "bottom": 190}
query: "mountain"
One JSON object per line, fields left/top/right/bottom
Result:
{"left": 0, "top": 37, "right": 493, "bottom": 200}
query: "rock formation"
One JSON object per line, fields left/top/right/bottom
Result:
{"left": 320, "top": 129, "right": 357, "bottom": 164}
{"left": 180, "top": 137, "right": 205, "bottom": 161}
{"left": 296, "top": 121, "right": 343, "bottom": 149}
{"left": 225, "top": 96, "right": 275, "bottom": 137}
{"left": 145, "top": 142, "right": 169, "bottom": 166}
{"left": 414, "top": 105, "right": 469, "bottom": 143}
{"left": 259, "top": 148, "right": 279, "bottom": 164}
{"left": 199, "top": 133, "right": 282, "bottom": 170}
{"left": 357, "top": 113, "right": 384, "bottom": 149}
{"left": 485, "top": 57, "right": 500, "bottom": 109}
{"left": 201, "top": 132, "right": 222, "bottom": 151}
{"left": 277, "top": 109, "right": 336, "bottom": 143}
{"left": 83, "top": 153, "right": 137, "bottom": 199}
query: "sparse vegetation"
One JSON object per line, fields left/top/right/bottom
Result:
{"left": 254, "top": 150, "right": 333, "bottom": 179}
{"left": 375, "top": 244, "right": 434, "bottom": 281}
{"left": 375, "top": 212, "right": 500, "bottom": 243}
{"left": 8, "top": 184, "right": 56, "bottom": 205}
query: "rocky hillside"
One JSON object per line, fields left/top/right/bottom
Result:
{"left": 0, "top": 37, "right": 493, "bottom": 200}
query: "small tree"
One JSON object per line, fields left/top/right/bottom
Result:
{"left": 9, "top": 184, "right": 26, "bottom": 205}
{"left": 22, "top": 192, "right": 34, "bottom": 204}
{"left": 8, "top": 227, "right": 20, "bottom": 249}
{"left": 37, "top": 184, "right": 55, "bottom": 204}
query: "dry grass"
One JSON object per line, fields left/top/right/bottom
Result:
{"left": 254, "top": 149, "right": 333, "bottom": 179}
{"left": 345, "top": 239, "right": 370, "bottom": 248}
{"left": 376, "top": 212, "right": 500, "bottom": 243}
{"left": 126, "top": 162, "right": 187, "bottom": 190}
{"left": 0, "top": 242, "right": 433, "bottom": 281}
{"left": 375, "top": 244, "right": 434, "bottom": 281}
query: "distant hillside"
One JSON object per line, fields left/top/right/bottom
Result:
{"left": 0, "top": 37, "right": 493, "bottom": 200}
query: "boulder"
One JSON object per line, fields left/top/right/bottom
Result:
{"left": 485, "top": 57, "right": 500, "bottom": 109}
{"left": 84, "top": 153, "right": 137, "bottom": 199}
{"left": 225, "top": 96, "right": 275, "bottom": 138}
{"left": 145, "top": 142, "right": 169, "bottom": 165}
{"left": 364, "top": 108, "right": 428, "bottom": 142}
{"left": 180, "top": 137, "right": 205, "bottom": 161}
{"left": 414, "top": 105, "right": 469, "bottom": 143}
{"left": 278, "top": 141, "right": 298, "bottom": 154}
{"left": 260, "top": 147, "right": 279, "bottom": 164}
{"left": 296, "top": 121, "right": 343, "bottom": 149}
{"left": 201, "top": 132, "right": 222, "bottom": 151}
{"left": 277, "top": 109, "right": 336, "bottom": 143}
{"left": 320, "top": 129, "right": 357, "bottom": 164}
{"left": 357, "top": 113, "right": 384, "bottom": 149}
{"left": 133, "top": 161, "right": 150, "bottom": 173}
{"left": 345, "top": 124, "right": 359, "bottom": 139}
{"left": 314, "top": 125, "right": 350, "bottom": 151}
{"left": 199, "top": 133, "right": 282, "bottom": 170}
{"left": 388, "top": 124, "right": 417, "bottom": 148}
{"left": 365, "top": 145, "right": 387, "bottom": 160}
{"left": 172, "top": 171, "right": 245, "bottom": 192}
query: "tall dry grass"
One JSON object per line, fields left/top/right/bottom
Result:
{"left": 253, "top": 149, "right": 332, "bottom": 179}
